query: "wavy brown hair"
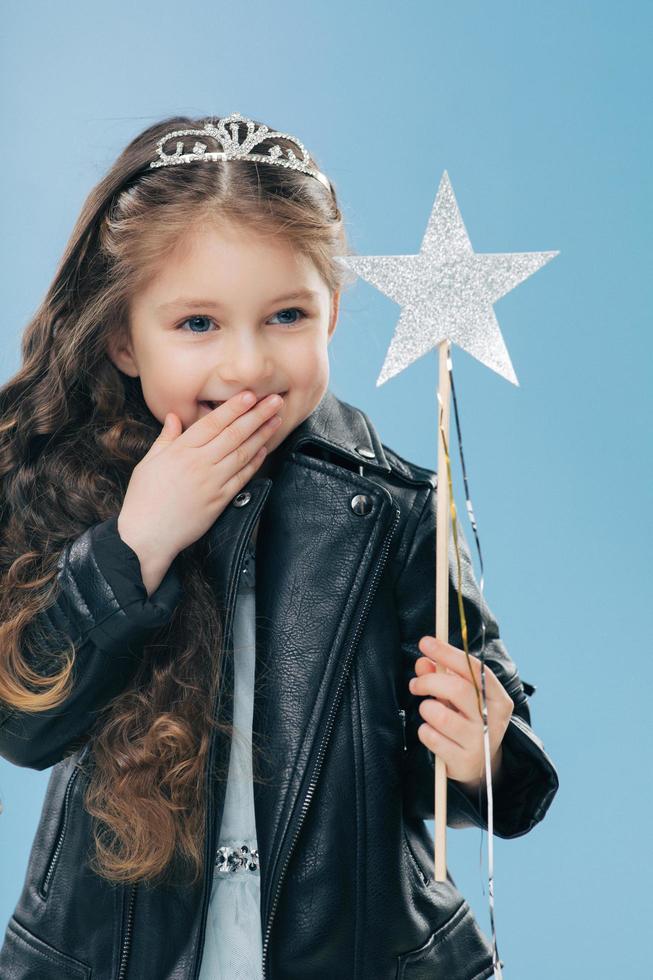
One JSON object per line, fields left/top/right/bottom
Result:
{"left": 0, "top": 114, "right": 355, "bottom": 888}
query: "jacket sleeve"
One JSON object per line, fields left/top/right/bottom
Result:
{"left": 0, "top": 516, "right": 183, "bottom": 771}
{"left": 394, "top": 482, "right": 559, "bottom": 839}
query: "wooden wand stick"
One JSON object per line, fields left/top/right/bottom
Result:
{"left": 434, "top": 337, "right": 451, "bottom": 881}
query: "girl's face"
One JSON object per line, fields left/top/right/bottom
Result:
{"left": 108, "top": 221, "right": 340, "bottom": 476}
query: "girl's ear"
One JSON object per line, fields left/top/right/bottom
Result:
{"left": 327, "top": 290, "right": 340, "bottom": 341}
{"left": 106, "top": 333, "right": 140, "bottom": 378}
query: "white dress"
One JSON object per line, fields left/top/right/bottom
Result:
{"left": 198, "top": 531, "right": 263, "bottom": 980}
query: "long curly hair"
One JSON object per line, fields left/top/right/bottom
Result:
{"left": 0, "top": 113, "right": 355, "bottom": 888}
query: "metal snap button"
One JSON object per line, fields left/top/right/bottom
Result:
{"left": 355, "top": 446, "right": 376, "bottom": 459}
{"left": 233, "top": 491, "right": 252, "bottom": 507}
{"left": 351, "top": 493, "right": 373, "bottom": 516}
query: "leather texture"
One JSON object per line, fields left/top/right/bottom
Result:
{"left": 0, "top": 387, "right": 559, "bottom": 979}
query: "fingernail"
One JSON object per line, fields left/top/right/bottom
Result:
{"left": 409, "top": 678, "right": 417, "bottom": 692}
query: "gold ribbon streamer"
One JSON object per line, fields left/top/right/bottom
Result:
{"left": 436, "top": 352, "right": 504, "bottom": 979}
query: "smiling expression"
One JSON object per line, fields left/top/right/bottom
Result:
{"left": 107, "top": 221, "right": 340, "bottom": 476}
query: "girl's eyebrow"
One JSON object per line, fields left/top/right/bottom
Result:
{"left": 156, "top": 288, "right": 320, "bottom": 314}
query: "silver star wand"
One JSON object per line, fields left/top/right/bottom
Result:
{"left": 336, "top": 170, "right": 558, "bottom": 968}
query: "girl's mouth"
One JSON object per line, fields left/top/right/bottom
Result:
{"left": 198, "top": 391, "right": 288, "bottom": 412}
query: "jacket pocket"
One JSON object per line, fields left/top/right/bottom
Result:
{"left": 395, "top": 897, "right": 501, "bottom": 980}
{"left": 0, "top": 915, "right": 91, "bottom": 979}
{"left": 401, "top": 825, "right": 430, "bottom": 888}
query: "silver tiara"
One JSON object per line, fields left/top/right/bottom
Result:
{"left": 149, "top": 111, "right": 332, "bottom": 192}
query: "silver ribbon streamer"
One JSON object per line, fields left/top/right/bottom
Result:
{"left": 444, "top": 350, "right": 503, "bottom": 979}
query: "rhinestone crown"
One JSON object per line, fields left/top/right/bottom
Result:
{"left": 149, "top": 111, "right": 332, "bottom": 193}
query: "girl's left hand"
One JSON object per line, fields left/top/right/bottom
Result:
{"left": 408, "top": 635, "right": 515, "bottom": 792}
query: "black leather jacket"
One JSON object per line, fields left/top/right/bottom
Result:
{"left": 0, "top": 388, "right": 559, "bottom": 979}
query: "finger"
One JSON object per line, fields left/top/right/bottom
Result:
{"left": 183, "top": 390, "right": 283, "bottom": 450}
{"left": 218, "top": 415, "right": 281, "bottom": 488}
{"left": 210, "top": 393, "right": 284, "bottom": 461}
{"left": 180, "top": 390, "right": 255, "bottom": 447}
{"left": 414, "top": 656, "right": 437, "bottom": 676}
{"left": 221, "top": 441, "right": 270, "bottom": 499}
{"left": 417, "top": 635, "right": 500, "bottom": 693}
{"left": 145, "top": 413, "right": 182, "bottom": 459}
{"left": 409, "top": 669, "right": 478, "bottom": 721}
{"left": 417, "top": 694, "right": 474, "bottom": 751}
{"left": 414, "top": 655, "right": 460, "bottom": 714}
{"left": 417, "top": 722, "right": 467, "bottom": 772}
{"left": 413, "top": 657, "right": 455, "bottom": 712}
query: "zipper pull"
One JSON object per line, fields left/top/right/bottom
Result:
{"left": 398, "top": 708, "right": 407, "bottom": 751}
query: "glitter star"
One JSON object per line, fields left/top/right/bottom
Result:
{"left": 336, "top": 171, "right": 559, "bottom": 386}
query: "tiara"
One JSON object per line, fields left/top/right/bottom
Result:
{"left": 148, "top": 111, "right": 332, "bottom": 192}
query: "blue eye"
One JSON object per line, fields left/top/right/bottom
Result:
{"left": 179, "top": 315, "right": 214, "bottom": 333}
{"left": 269, "top": 308, "right": 307, "bottom": 326}
{"left": 177, "top": 308, "right": 308, "bottom": 333}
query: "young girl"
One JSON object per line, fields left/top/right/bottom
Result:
{"left": 0, "top": 112, "right": 558, "bottom": 980}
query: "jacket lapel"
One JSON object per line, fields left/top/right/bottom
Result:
{"left": 253, "top": 457, "right": 398, "bottom": 918}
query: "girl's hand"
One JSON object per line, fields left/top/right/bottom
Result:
{"left": 117, "top": 391, "right": 284, "bottom": 568}
{"left": 408, "top": 635, "right": 515, "bottom": 792}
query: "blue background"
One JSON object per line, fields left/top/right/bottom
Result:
{"left": 1, "top": 2, "right": 650, "bottom": 976}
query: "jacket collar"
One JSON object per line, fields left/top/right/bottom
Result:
{"left": 279, "top": 387, "right": 392, "bottom": 475}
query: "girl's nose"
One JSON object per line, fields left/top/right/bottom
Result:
{"left": 215, "top": 337, "right": 274, "bottom": 386}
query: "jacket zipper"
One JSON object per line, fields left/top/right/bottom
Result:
{"left": 39, "top": 747, "right": 90, "bottom": 898}
{"left": 398, "top": 708, "right": 407, "bottom": 751}
{"left": 261, "top": 502, "right": 401, "bottom": 980}
{"left": 117, "top": 489, "right": 270, "bottom": 980}
{"left": 189, "top": 484, "right": 273, "bottom": 980}
{"left": 117, "top": 882, "right": 137, "bottom": 980}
